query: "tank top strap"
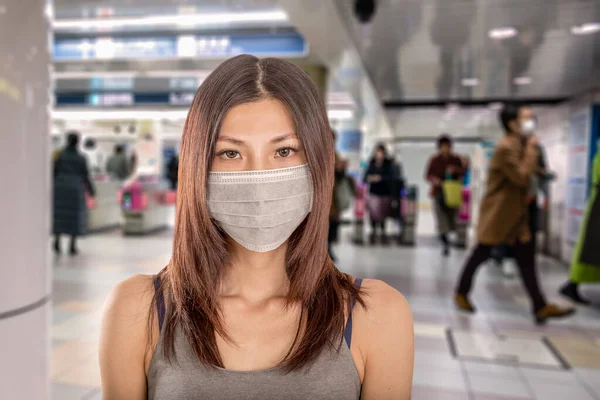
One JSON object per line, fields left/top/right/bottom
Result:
{"left": 343, "top": 278, "right": 363, "bottom": 348}
{"left": 153, "top": 276, "right": 166, "bottom": 331}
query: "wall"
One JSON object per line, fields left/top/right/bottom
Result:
{"left": 537, "top": 89, "right": 600, "bottom": 263}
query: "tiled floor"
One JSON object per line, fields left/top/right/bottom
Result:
{"left": 51, "top": 229, "right": 600, "bottom": 400}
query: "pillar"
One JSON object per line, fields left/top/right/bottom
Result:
{"left": 0, "top": 1, "right": 52, "bottom": 399}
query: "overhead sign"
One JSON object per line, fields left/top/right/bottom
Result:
{"left": 53, "top": 33, "right": 307, "bottom": 60}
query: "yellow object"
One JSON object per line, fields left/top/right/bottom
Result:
{"left": 442, "top": 180, "right": 463, "bottom": 208}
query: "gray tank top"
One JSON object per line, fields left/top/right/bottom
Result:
{"left": 147, "top": 277, "right": 362, "bottom": 400}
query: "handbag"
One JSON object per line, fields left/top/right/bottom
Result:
{"left": 442, "top": 180, "right": 463, "bottom": 209}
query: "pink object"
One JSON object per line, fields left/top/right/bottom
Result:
{"left": 354, "top": 184, "right": 366, "bottom": 218}
{"left": 85, "top": 193, "right": 95, "bottom": 209}
{"left": 459, "top": 188, "right": 471, "bottom": 221}
{"left": 164, "top": 190, "right": 177, "bottom": 205}
{"left": 121, "top": 182, "right": 145, "bottom": 211}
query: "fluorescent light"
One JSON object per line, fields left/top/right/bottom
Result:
{"left": 571, "top": 22, "right": 600, "bottom": 35}
{"left": 513, "top": 76, "right": 533, "bottom": 85}
{"left": 488, "top": 27, "right": 517, "bottom": 40}
{"left": 52, "top": 10, "right": 289, "bottom": 31}
{"left": 461, "top": 78, "right": 480, "bottom": 87}
{"left": 327, "top": 109, "right": 354, "bottom": 120}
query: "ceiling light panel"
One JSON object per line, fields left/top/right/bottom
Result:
{"left": 52, "top": 10, "right": 289, "bottom": 32}
{"left": 488, "top": 27, "right": 518, "bottom": 40}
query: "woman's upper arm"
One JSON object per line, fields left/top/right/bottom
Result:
{"left": 99, "top": 274, "right": 155, "bottom": 400}
{"left": 360, "top": 280, "right": 414, "bottom": 400}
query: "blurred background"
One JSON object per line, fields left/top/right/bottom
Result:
{"left": 2, "top": 0, "right": 600, "bottom": 399}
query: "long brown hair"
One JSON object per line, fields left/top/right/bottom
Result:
{"left": 154, "top": 54, "right": 363, "bottom": 371}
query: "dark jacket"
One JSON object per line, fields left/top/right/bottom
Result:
{"left": 363, "top": 158, "right": 394, "bottom": 196}
{"left": 53, "top": 147, "right": 95, "bottom": 236}
{"left": 425, "top": 153, "right": 464, "bottom": 197}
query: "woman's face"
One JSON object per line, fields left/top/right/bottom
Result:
{"left": 211, "top": 98, "right": 307, "bottom": 172}
{"left": 375, "top": 149, "right": 385, "bottom": 162}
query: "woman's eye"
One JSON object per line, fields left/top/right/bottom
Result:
{"left": 220, "top": 150, "right": 240, "bottom": 159}
{"left": 276, "top": 147, "right": 295, "bottom": 158}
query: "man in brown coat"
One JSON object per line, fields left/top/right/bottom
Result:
{"left": 455, "top": 104, "right": 574, "bottom": 324}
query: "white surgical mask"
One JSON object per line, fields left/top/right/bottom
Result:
{"left": 520, "top": 118, "right": 536, "bottom": 134}
{"left": 207, "top": 164, "right": 313, "bottom": 252}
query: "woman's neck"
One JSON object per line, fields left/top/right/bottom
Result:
{"left": 220, "top": 241, "right": 290, "bottom": 303}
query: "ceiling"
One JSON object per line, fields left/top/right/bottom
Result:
{"left": 336, "top": 0, "right": 600, "bottom": 103}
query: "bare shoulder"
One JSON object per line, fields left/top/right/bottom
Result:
{"left": 357, "top": 279, "right": 412, "bottom": 326}
{"left": 103, "top": 274, "right": 155, "bottom": 318}
{"left": 100, "top": 274, "right": 157, "bottom": 361}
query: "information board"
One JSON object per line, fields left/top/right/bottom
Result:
{"left": 566, "top": 109, "right": 591, "bottom": 244}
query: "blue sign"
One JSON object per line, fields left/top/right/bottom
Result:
{"left": 337, "top": 130, "right": 362, "bottom": 153}
{"left": 53, "top": 33, "right": 306, "bottom": 60}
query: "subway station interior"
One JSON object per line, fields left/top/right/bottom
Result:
{"left": 2, "top": 0, "right": 600, "bottom": 399}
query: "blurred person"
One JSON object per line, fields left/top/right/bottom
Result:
{"left": 106, "top": 144, "right": 130, "bottom": 181}
{"left": 560, "top": 151, "right": 600, "bottom": 305}
{"left": 363, "top": 144, "right": 394, "bottom": 244}
{"left": 53, "top": 131, "right": 95, "bottom": 255}
{"left": 494, "top": 130, "right": 553, "bottom": 278}
{"left": 330, "top": 154, "right": 357, "bottom": 261}
{"left": 100, "top": 55, "right": 414, "bottom": 400}
{"left": 167, "top": 153, "right": 179, "bottom": 190}
{"left": 454, "top": 104, "right": 574, "bottom": 324}
{"left": 389, "top": 156, "right": 406, "bottom": 242}
{"left": 425, "top": 135, "right": 464, "bottom": 256}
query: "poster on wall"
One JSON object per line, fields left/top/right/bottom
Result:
{"left": 566, "top": 109, "right": 591, "bottom": 244}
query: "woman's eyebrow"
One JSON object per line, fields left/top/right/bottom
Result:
{"left": 270, "top": 133, "right": 298, "bottom": 144}
{"left": 217, "top": 136, "right": 246, "bottom": 146}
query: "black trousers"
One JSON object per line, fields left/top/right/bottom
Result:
{"left": 456, "top": 241, "right": 546, "bottom": 313}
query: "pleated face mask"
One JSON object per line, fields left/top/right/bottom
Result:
{"left": 207, "top": 164, "right": 313, "bottom": 252}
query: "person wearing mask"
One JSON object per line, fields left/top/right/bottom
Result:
{"left": 106, "top": 144, "right": 130, "bottom": 181}
{"left": 53, "top": 131, "right": 95, "bottom": 255}
{"left": 454, "top": 104, "right": 574, "bottom": 324}
{"left": 363, "top": 144, "right": 394, "bottom": 244}
{"left": 425, "top": 135, "right": 464, "bottom": 256}
{"left": 99, "top": 55, "right": 414, "bottom": 400}
{"left": 560, "top": 151, "right": 600, "bottom": 304}
{"left": 494, "top": 130, "right": 553, "bottom": 278}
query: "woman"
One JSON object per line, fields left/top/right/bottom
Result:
{"left": 560, "top": 151, "right": 600, "bottom": 304}
{"left": 99, "top": 55, "right": 413, "bottom": 399}
{"left": 53, "top": 132, "right": 95, "bottom": 255}
{"left": 363, "top": 144, "right": 394, "bottom": 244}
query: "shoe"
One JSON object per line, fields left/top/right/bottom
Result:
{"left": 535, "top": 304, "right": 576, "bottom": 325}
{"left": 53, "top": 240, "right": 60, "bottom": 255}
{"left": 443, "top": 246, "right": 450, "bottom": 257}
{"left": 502, "top": 261, "right": 517, "bottom": 278}
{"left": 69, "top": 247, "right": 79, "bottom": 256}
{"left": 455, "top": 293, "right": 476, "bottom": 313}
{"left": 559, "top": 283, "right": 591, "bottom": 305}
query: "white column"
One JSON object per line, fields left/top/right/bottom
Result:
{"left": 0, "top": 1, "right": 51, "bottom": 399}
